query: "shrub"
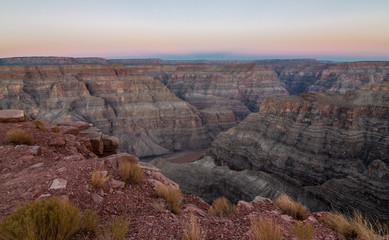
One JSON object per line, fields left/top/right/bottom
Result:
{"left": 319, "top": 211, "right": 386, "bottom": 240}
{"left": 81, "top": 209, "right": 99, "bottom": 233}
{"left": 96, "top": 216, "right": 129, "bottom": 240}
{"left": 33, "top": 120, "right": 45, "bottom": 130}
{"left": 208, "top": 196, "right": 237, "bottom": 217}
{"left": 118, "top": 161, "right": 143, "bottom": 185}
{"left": 0, "top": 197, "right": 81, "bottom": 240}
{"left": 155, "top": 183, "right": 183, "bottom": 214}
{"left": 182, "top": 214, "right": 203, "bottom": 240}
{"left": 251, "top": 217, "right": 283, "bottom": 240}
{"left": 291, "top": 221, "right": 315, "bottom": 240}
{"left": 6, "top": 128, "right": 34, "bottom": 145}
{"left": 274, "top": 194, "right": 309, "bottom": 220}
{"left": 52, "top": 125, "right": 60, "bottom": 133}
{"left": 91, "top": 170, "right": 109, "bottom": 189}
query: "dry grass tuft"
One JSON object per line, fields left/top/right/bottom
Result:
{"left": 274, "top": 194, "right": 309, "bottom": 220}
{"left": 155, "top": 183, "right": 183, "bottom": 214}
{"left": 118, "top": 161, "right": 143, "bottom": 185}
{"left": 6, "top": 128, "right": 34, "bottom": 145}
{"left": 251, "top": 217, "right": 284, "bottom": 240}
{"left": 96, "top": 216, "right": 129, "bottom": 240}
{"left": 291, "top": 221, "right": 315, "bottom": 240}
{"left": 33, "top": 120, "right": 45, "bottom": 130}
{"left": 319, "top": 211, "right": 387, "bottom": 240}
{"left": 0, "top": 197, "right": 81, "bottom": 240}
{"left": 81, "top": 209, "right": 99, "bottom": 233}
{"left": 51, "top": 125, "right": 60, "bottom": 133}
{"left": 182, "top": 214, "right": 204, "bottom": 240}
{"left": 208, "top": 196, "right": 237, "bottom": 217}
{"left": 91, "top": 170, "right": 109, "bottom": 189}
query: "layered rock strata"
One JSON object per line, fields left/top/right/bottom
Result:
{"left": 273, "top": 61, "right": 389, "bottom": 95}
{"left": 207, "top": 81, "right": 389, "bottom": 222}
{"left": 133, "top": 64, "right": 290, "bottom": 114}
{"left": 0, "top": 65, "right": 209, "bottom": 157}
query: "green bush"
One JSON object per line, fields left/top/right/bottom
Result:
{"left": 81, "top": 209, "right": 99, "bottom": 233}
{"left": 96, "top": 216, "right": 129, "bottom": 240}
{"left": 0, "top": 197, "right": 81, "bottom": 240}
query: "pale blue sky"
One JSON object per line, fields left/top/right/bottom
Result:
{"left": 1, "top": 0, "right": 388, "bottom": 60}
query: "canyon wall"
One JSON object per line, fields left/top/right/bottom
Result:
{"left": 273, "top": 61, "right": 389, "bottom": 95}
{"left": 206, "top": 81, "right": 389, "bottom": 222}
{"left": 0, "top": 65, "right": 211, "bottom": 157}
{"left": 132, "top": 64, "right": 290, "bottom": 115}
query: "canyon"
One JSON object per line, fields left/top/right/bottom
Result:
{"left": 154, "top": 81, "right": 389, "bottom": 223}
{"left": 1, "top": 57, "right": 388, "bottom": 224}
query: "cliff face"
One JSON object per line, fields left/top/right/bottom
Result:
{"left": 208, "top": 81, "right": 389, "bottom": 222}
{"left": 133, "top": 64, "right": 290, "bottom": 116}
{"left": 0, "top": 65, "right": 210, "bottom": 157}
{"left": 273, "top": 61, "right": 389, "bottom": 95}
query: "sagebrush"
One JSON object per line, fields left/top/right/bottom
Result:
{"left": 274, "top": 194, "right": 309, "bottom": 220}
{"left": 91, "top": 170, "right": 109, "bottom": 189}
{"left": 251, "top": 217, "right": 284, "bottom": 240}
{"left": 118, "top": 160, "right": 143, "bottom": 184}
{"left": 155, "top": 183, "right": 182, "bottom": 214}
{"left": 208, "top": 196, "right": 237, "bottom": 217}
{"left": 6, "top": 128, "right": 34, "bottom": 145}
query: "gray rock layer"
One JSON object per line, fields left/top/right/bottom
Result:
{"left": 208, "top": 81, "right": 389, "bottom": 223}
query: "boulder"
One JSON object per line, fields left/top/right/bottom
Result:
{"left": 0, "top": 109, "right": 26, "bottom": 123}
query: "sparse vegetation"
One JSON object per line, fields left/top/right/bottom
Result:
{"left": 6, "top": 128, "right": 34, "bottom": 145}
{"left": 155, "top": 183, "right": 183, "bottom": 214}
{"left": 251, "top": 217, "right": 283, "bottom": 240}
{"left": 96, "top": 216, "right": 129, "bottom": 240}
{"left": 291, "top": 221, "right": 315, "bottom": 240}
{"left": 319, "top": 211, "right": 387, "bottom": 240}
{"left": 118, "top": 160, "right": 143, "bottom": 184}
{"left": 182, "top": 214, "right": 204, "bottom": 240}
{"left": 274, "top": 194, "right": 309, "bottom": 220}
{"left": 33, "top": 120, "right": 45, "bottom": 130}
{"left": 52, "top": 125, "right": 60, "bottom": 132}
{"left": 0, "top": 197, "right": 81, "bottom": 240}
{"left": 208, "top": 196, "right": 237, "bottom": 217}
{"left": 81, "top": 209, "right": 99, "bottom": 233}
{"left": 91, "top": 170, "right": 109, "bottom": 189}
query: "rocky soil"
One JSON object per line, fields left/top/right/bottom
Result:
{"left": 0, "top": 110, "right": 342, "bottom": 239}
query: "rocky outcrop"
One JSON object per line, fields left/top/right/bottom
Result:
{"left": 0, "top": 65, "right": 209, "bottom": 157}
{"left": 207, "top": 81, "right": 389, "bottom": 222}
{"left": 150, "top": 157, "right": 330, "bottom": 212}
{"left": 133, "top": 64, "right": 290, "bottom": 114}
{"left": 273, "top": 61, "right": 389, "bottom": 95}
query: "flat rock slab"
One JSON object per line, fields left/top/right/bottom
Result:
{"left": 0, "top": 109, "right": 26, "bottom": 123}
{"left": 15, "top": 145, "right": 41, "bottom": 156}
{"left": 49, "top": 178, "right": 68, "bottom": 190}
{"left": 59, "top": 121, "right": 91, "bottom": 131}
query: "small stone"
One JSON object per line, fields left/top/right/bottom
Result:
{"left": 111, "top": 179, "right": 125, "bottom": 189}
{"left": 49, "top": 178, "right": 67, "bottom": 190}
{"left": 116, "top": 191, "right": 124, "bottom": 195}
{"left": 63, "top": 155, "right": 81, "bottom": 161}
{"left": 29, "top": 162, "right": 44, "bottom": 168}
{"left": 101, "top": 170, "right": 108, "bottom": 177}
{"left": 280, "top": 214, "right": 293, "bottom": 222}
{"left": 15, "top": 145, "right": 41, "bottom": 156}
{"left": 59, "top": 126, "right": 79, "bottom": 136}
{"left": 57, "top": 167, "right": 67, "bottom": 173}
{"left": 304, "top": 215, "right": 318, "bottom": 224}
{"left": 38, "top": 194, "right": 51, "bottom": 199}
{"left": 92, "top": 193, "right": 103, "bottom": 203}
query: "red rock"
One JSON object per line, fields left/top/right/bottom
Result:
{"left": 58, "top": 126, "right": 79, "bottom": 136}
{"left": 111, "top": 179, "right": 125, "bottom": 189}
{"left": 49, "top": 136, "right": 66, "bottom": 147}
{"left": 58, "top": 121, "right": 91, "bottom": 131}
{"left": 102, "top": 153, "right": 138, "bottom": 170}
{"left": 0, "top": 109, "right": 26, "bottom": 123}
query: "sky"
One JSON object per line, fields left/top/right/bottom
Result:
{"left": 0, "top": 0, "right": 389, "bottom": 61}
